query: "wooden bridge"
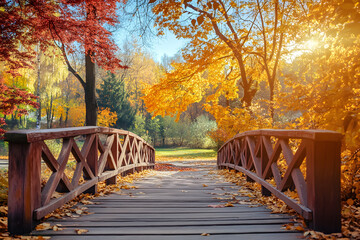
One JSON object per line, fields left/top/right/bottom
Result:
{"left": 5, "top": 127, "right": 342, "bottom": 238}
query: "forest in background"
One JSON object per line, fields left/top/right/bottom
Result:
{"left": 1, "top": 0, "right": 360, "bottom": 204}
{"left": 0, "top": 40, "right": 218, "bottom": 151}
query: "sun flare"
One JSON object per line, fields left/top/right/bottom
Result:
{"left": 304, "top": 39, "right": 319, "bottom": 50}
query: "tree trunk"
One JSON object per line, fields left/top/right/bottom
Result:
{"left": 65, "top": 107, "right": 69, "bottom": 127}
{"left": 85, "top": 53, "right": 97, "bottom": 126}
{"left": 46, "top": 94, "right": 53, "bottom": 129}
{"left": 269, "top": 83, "right": 274, "bottom": 122}
{"left": 84, "top": 0, "right": 97, "bottom": 126}
{"left": 36, "top": 46, "right": 41, "bottom": 129}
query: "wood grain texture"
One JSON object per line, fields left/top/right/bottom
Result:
{"left": 31, "top": 161, "right": 302, "bottom": 239}
{"left": 218, "top": 130, "right": 342, "bottom": 233}
{"left": 6, "top": 126, "right": 155, "bottom": 235}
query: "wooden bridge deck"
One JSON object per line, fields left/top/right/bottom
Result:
{"left": 32, "top": 160, "right": 302, "bottom": 239}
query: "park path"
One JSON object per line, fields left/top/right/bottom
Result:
{"left": 32, "top": 160, "right": 302, "bottom": 239}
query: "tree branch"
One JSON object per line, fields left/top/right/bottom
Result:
{"left": 269, "top": 0, "right": 279, "bottom": 61}
{"left": 48, "top": 21, "right": 86, "bottom": 89}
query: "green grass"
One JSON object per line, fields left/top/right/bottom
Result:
{"left": 155, "top": 147, "right": 217, "bottom": 160}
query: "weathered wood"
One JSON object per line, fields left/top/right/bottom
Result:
{"left": 31, "top": 163, "right": 302, "bottom": 239}
{"left": 35, "top": 178, "right": 98, "bottom": 220}
{"left": 8, "top": 142, "right": 42, "bottom": 234}
{"left": 5, "top": 127, "right": 99, "bottom": 143}
{"left": 42, "top": 219, "right": 292, "bottom": 227}
{"left": 37, "top": 233, "right": 303, "bottom": 240}
{"left": 34, "top": 224, "right": 297, "bottom": 235}
{"left": 106, "top": 134, "right": 118, "bottom": 185}
{"left": 85, "top": 135, "right": 98, "bottom": 194}
{"left": 305, "top": 139, "right": 341, "bottom": 233}
{"left": 218, "top": 129, "right": 342, "bottom": 233}
{"left": 6, "top": 126, "right": 155, "bottom": 235}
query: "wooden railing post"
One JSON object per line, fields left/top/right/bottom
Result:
{"left": 85, "top": 134, "right": 98, "bottom": 194}
{"left": 306, "top": 138, "right": 341, "bottom": 233}
{"left": 106, "top": 133, "right": 118, "bottom": 185}
{"left": 7, "top": 141, "right": 42, "bottom": 234}
{"left": 5, "top": 127, "right": 155, "bottom": 235}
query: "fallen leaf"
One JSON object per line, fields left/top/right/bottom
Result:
{"left": 75, "top": 209, "right": 83, "bottom": 215}
{"left": 75, "top": 229, "right": 89, "bottom": 234}
{"left": 36, "top": 223, "right": 52, "bottom": 231}
{"left": 201, "top": 233, "right": 210, "bottom": 236}
{"left": 347, "top": 199, "right": 354, "bottom": 206}
{"left": 52, "top": 225, "right": 64, "bottom": 231}
{"left": 0, "top": 218, "right": 7, "bottom": 228}
{"left": 208, "top": 204, "right": 225, "bottom": 208}
{"left": 0, "top": 206, "right": 7, "bottom": 215}
{"left": 52, "top": 192, "right": 62, "bottom": 198}
{"left": 202, "top": 184, "right": 208, "bottom": 187}
{"left": 295, "top": 226, "right": 304, "bottom": 231}
{"left": 80, "top": 199, "right": 94, "bottom": 205}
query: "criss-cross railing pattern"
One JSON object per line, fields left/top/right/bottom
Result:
{"left": 218, "top": 129, "right": 342, "bottom": 234}
{"left": 5, "top": 126, "right": 155, "bottom": 235}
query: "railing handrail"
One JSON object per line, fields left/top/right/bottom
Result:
{"left": 5, "top": 126, "right": 155, "bottom": 235}
{"left": 217, "top": 129, "right": 342, "bottom": 234}
{"left": 218, "top": 129, "right": 342, "bottom": 152}
{"left": 5, "top": 126, "right": 154, "bottom": 149}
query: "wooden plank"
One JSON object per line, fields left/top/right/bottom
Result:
{"left": 34, "top": 224, "right": 297, "bottom": 235}
{"left": 72, "top": 207, "right": 274, "bottom": 214}
{"left": 56, "top": 212, "right": 287, "bottom": 220}
{"left": 45, "top": 219, "right": 291, "bottom": 227}
{"left": 31, "top": 160, "right": 302, "bottom": 240}
{"left": 43, "top": 233, "right": 302, "bottom": 240}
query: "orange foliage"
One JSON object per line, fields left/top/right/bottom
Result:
{"left": 97, "top": 108, "right": 117, "bottom": 127}
{"left": 68, "top": 105, "right": 86, "bottom": 127}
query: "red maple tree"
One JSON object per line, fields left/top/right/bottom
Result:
{"left": 1, "top": 0, "right": 127, "bottom": 129}
{"left": 0, "top": 77, "right": 39, "bottom": 137}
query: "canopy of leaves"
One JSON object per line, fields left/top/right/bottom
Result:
{"left": 0, "top": 0, "right": 125, "bottom": 74}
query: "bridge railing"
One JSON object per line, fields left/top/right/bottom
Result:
{"left": 217, "top": 129, "right": 342, "bottom": 234}
{"left": 5, "top": 126, "right": 155, "bottom": 234}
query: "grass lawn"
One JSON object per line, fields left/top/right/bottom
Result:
{"left": 155, "top": 147, "right": 217, "bottom": 161}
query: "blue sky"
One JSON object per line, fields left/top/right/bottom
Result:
{"left": 114, "top": 27, "right": 188, "bottom": 63}
{"left": 148, "top": 31, "right": 188, "bottom": 62}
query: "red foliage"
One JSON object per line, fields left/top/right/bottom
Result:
{"left": 0, "top": 77, "right": 39, "bottom": 137}
{"left": 0, "top": 0, "right": 126, "bottom": 73}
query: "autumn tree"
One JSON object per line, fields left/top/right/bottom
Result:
{"left": 271, "top": 0, "right": 360, "bottom": 202}
{"left": 0, "top": 77, "right": 38, "bottom": 136}
{"left": 277, "top": 0, "right": 360, "bottom": 147}
{"left": 1, "top": 0, "right": 126, "bottom": 126}
{"left": 143, "top": 0, "right": 305, "bottom": 140}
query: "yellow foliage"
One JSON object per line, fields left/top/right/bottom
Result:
{"left": 68, "top": 105, "right": 86, "bottom": 127}
{"left": 97, "top": 108, "right": 117, "bottom": 127}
